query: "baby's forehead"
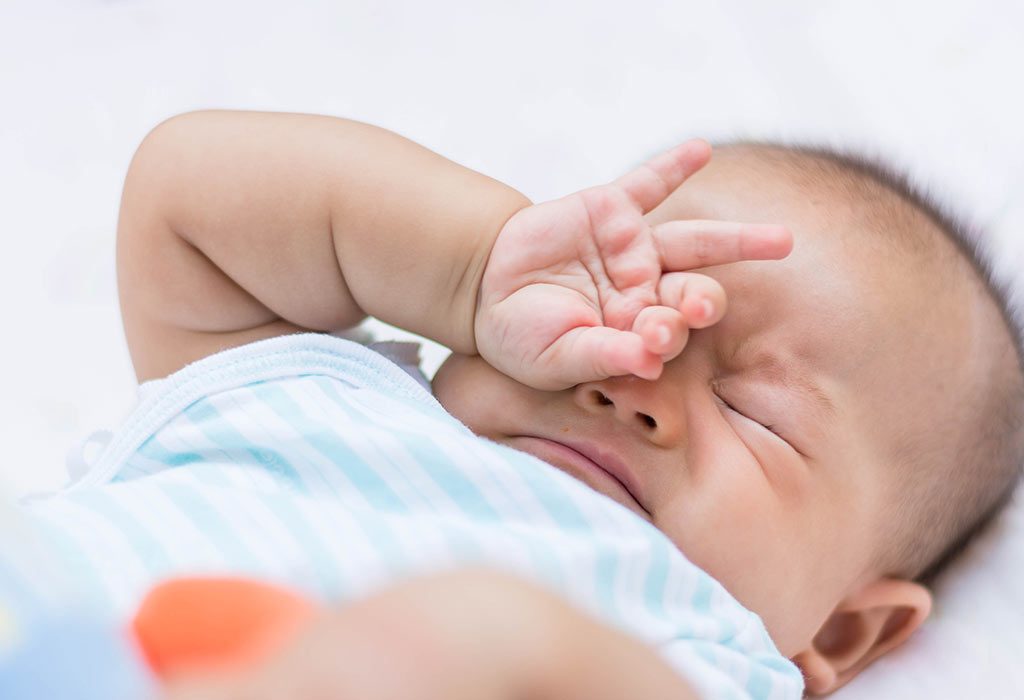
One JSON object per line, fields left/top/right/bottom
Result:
{"left": 653, "top": 154, "right": 838, "bottom": 270}
{"left": 657, "top": 145, "right": 967, "bottom": 303}
{"left": 664, "top": 145, "right": 928, "bottom": 230}
{"left": 655, "top": 142, "right": 984, "bottom": 330}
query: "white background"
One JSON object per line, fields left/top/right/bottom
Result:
{"left": 1, "top": 1, "right": 1022, "bottom": 696}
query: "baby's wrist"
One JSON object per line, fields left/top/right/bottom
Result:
{"left": 348, "top": 184, "right": 529, "bottom": 354}
{"left": 458, "top": 197, "right": 531, "bottom": 354}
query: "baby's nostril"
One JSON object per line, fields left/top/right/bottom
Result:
{"left": 639, "top": 413, "right": 657, "bottom": 429}
{"left": 593, "top": 391, "right": 613, "bottom": 406}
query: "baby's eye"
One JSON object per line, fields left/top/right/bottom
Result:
{"left": 714, "top": 393, "right": 784, "bottom": 439}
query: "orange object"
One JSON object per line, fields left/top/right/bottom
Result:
{"left": 131, "top": 577, "right": 319, "bottom": 681}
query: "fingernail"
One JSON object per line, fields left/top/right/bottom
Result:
{"left": 701, "top": 299, "right": 714, "bottom": 318}
{"left": 656, "top": 325, "right": 670, "bottom": 346}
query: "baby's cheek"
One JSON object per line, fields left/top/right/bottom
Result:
{"left": 661, "top": 463, "right": 796, "bottom": 609}
{"left": 433, "top": 354, "right": 525, "bottom": 436}
{"left": 433, "top": 354, "right": 482, "bottom": 427}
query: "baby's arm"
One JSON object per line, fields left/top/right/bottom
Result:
{"left": 117, "top": 110, "right": 529, "bottom": 381}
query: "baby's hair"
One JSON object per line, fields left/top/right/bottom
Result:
{"left": 719, "top": 140, "right": 1024, "bottom": 587}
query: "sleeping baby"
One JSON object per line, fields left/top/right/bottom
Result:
{"left": 8, "top": 110, "right": 1023, "bottom": 699}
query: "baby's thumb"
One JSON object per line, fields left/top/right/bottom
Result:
{"left": 540, "top": 326, "right": 663, "bottom": 388}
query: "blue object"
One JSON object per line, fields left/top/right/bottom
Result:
{"left": 0, "top": 492, "right": 154, "bottom": 698}
{"left": 0, "top": 613, "right": 153, "bottom": 700}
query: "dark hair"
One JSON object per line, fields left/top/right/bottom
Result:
{"left": 721, "top": 141, "right": 1024, "bottom": 586}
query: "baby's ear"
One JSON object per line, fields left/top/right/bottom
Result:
{"left": 792, "top": 578, "right": 932, "bottom": 696}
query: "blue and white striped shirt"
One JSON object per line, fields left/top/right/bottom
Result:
{"left": 13, "top": 333, "right": 802, "bottom": 699}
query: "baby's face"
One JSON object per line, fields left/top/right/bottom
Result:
{"left": 432, "top": 154, "right": 972, "bottom": 656}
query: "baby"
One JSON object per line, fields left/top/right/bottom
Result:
{"left": 8, "top": 110, "right": 1024, "bottom": 699}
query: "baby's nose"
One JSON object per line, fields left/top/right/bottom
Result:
{"left": 572, "top": 378, "right": 682, "bottom": 446}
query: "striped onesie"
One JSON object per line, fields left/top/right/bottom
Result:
{"left": 10, "top": 333, "right": 803, "bottom": 699}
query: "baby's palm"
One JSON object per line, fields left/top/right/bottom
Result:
{"left": 476, "top": 141, "right": 792, "bottom": 390}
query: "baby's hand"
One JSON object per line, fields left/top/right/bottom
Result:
{"left": 475, "top": 140, "right": 793, "bottom": 390}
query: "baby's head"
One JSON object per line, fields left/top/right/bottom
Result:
{"left": 432, "top": 143, "right": 1024, "bottom": 693}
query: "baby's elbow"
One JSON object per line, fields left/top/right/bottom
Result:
{"left": 132, "top": 111, "right": 198, "bottom": 166}
{"left": 122, "top": 111, "right": 226, "bottom": 226}
{"left": 124, "top": 112, "right": 188, "bottom": 196}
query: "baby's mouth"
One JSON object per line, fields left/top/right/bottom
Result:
{"left": 505, "top": 435, "right": 651, "bottom": 520}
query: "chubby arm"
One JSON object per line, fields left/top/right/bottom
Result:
{"left": 164, "top": 568, "right": 698, "bottom": 700}
{"left": 117, "top": 110, "right": 529, "bottom": 381}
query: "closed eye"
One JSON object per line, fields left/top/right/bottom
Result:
{"left": 715, "top": 394, "right": 785, "bottom": 440}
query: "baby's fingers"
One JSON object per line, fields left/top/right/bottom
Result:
{"left": 653, "top": 220, "right": 792, "bottom": 270}
{"left": 632, "top": 306, "right": 689, "bottom": 360}
{"left": 545, "top": 326, "right": 664, "bottom": 386}
{"left": 613, "top": 140, "right": 712, "bottom": 214}
{"left": 658, "top": 272, "right": 727, "bottom": 330}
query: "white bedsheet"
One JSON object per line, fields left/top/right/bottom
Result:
{"left": 1, "top": 0, "right": 1021, "bottom": 696}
